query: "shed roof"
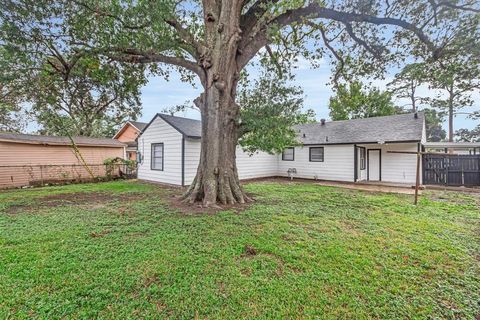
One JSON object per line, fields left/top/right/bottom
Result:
{"left": 0, "top": 132, "right": 126, "bottom": 147}
{"left": 144, "top": 112, "right": 424, "bottom": 144}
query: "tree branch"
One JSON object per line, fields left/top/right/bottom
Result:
{"left": 274, "top": 5, "right": 436, "bottom": 51}
{"left": 72, "top": 0, "right": 151, "bottom": 30}
{"left": 318, "top": 25, "right": 345, "bottom": 88}
{"left": 240, "top": 0, "right": 279, "bottom": 40}
{"left": 238, "top": 3, "right": 438, "bottom": 68}
{"left": 343, "top": 23, "right": 383, "bottom": 58}
{"left": 265, "top": 44, "right": 283, "bottom": 77}
{"left": 435, "top": 0, "right": 480, "bottom": 13}
{"left": 165, "top": 17, "right": 205, "bottom": 56}
{"left": 106, "top": 48, "right": 206, "bottom": 86}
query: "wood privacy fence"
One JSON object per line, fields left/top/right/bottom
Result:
{"left": 0, "top": 164, "right": 136, "bottom": 189}
{"left": 423, "top": 154, "right": 480, "bottom": 186}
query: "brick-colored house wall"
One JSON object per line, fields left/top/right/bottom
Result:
{"left": 0, "top": 141, "right": 124, "bottom": 189}
{"left": 116, "top": 124, "right": 140, "bottom": 142}
{"left": 116, "top": 123, "right": 140, "bottom": 161}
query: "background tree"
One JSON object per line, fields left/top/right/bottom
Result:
{"left": 237, "top": 71, "right": 315, "bottom": 154}
{"left": 329, "top": 81, "right": 403, "bottom": 121}
{"left": 455, "top": 112, "right": 480, "bottom": 142}
{"left": 0, "top": 104, "right": 26, "bottom": 132}
{"left": 0, "top": 49, "right": 27, "bottom": 132}
{"left": 423, "top": 108, "right": 447, "bottom": 142}
{"left": 455, "top": 126, "right": 480, "bottom": 142}
{"left": 1, "top": 0, "right": 479, "bottom": 206}
{"left": 387, "top": 63, "right": 427, "bottom": 113}
{"left": 426, "top": 60, "right": 479, "bottom": 142}
{"left": 387, "top": 64, "right": 449, "bottom": 142}
{"left": 28, "top": 57, "right": 145, "bottom": 137}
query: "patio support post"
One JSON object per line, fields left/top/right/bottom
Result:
{"left": 414, "top": 151, "right": 421, "bottom": 205}
{"left": 354, "top": 144, "right": 358, "bottom": 182}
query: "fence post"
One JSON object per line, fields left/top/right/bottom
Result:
{"left": 40, "top": 165, "right": 44, "bottom": 187}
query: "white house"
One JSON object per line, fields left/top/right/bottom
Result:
{"left": 136, "top": 112, "right": 426, "bottom": 186}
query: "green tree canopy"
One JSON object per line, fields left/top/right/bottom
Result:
{"left": 455, "top": 112, "right": 480, "bottom": 142}
{"left": 455, "top": 126, "right": 480, "bottom": 142}
{"left": 423, "top": 108, "right": 447, "bottom": 142}
{"left": 29, "top": 56, "right": 146, "bottom": 137}
{"left": 329, "top": 81, "right": 403, "bottom": 121}
{"left": 0, "top": 104, "right": 25, "bottom": 132}
{"left": 237, "top": 72, "right": 315, "bottom": 154}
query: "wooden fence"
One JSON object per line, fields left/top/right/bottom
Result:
{"left": 423, "top": 154, "right": 480, "bottom": 186}
{"left": 0, "top": 163, "right": 136, "bottom": 189}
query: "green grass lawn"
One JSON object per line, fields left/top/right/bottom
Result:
{"left": 1, "top": 180, "right": 479, "bottom": 319}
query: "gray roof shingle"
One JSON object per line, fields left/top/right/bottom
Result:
{"left": 130, "top": 121, "right": 147, "bottom": 131}
{"left": 296, "top": 112, "right": 424, "bottom": 145}
{"left": 0, "top": 132, "right": 126, "bottom": 147}
{"left": 144, "top": 114, "right": 202, "bottom": 138}
{"left": 144, "top": 112, "right": 424, "bottom": 144}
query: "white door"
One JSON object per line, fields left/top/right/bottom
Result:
{"left": 368, "top": 150, "right": 381, "bottom": 181}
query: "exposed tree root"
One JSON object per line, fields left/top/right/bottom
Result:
{"left": 180, "top": 168, "right": 252, "bottom": 207}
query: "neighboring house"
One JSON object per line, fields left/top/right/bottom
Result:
{"left": 137, "top": 112, "right": 426, "bottom": 186}
{"left": 0, "top": 132, "right": 126, "bottom": 189}
{"left": 113, "top": 121, "right": 148, "bottom": 160}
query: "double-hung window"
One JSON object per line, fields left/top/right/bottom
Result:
{"left": 309, "top": 147, "right": 324, "bottom": 162}
{"left": 151, "top": 143, "right": 164, "bottom": 171}
{"left": 282, "top": 147, "right": 295, "bottom": 161}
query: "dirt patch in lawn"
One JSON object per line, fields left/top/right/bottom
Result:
{"left": 5, "top": 191, "right": 147, "bottom": 214}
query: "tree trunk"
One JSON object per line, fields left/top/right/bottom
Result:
{"left": 410, "top": 81, "right": 416, "bottom": 113}
{"left": 182, "top": 89, "right": 249, "bottom": 206}
{"left": 448, "top": 104, "right": 454, "bottom": 142}
{"left": 181, "top": 0, "right": 249, "bottom": 206}
{"left": 448, "top": 86, "right": 454, "bottom": 142}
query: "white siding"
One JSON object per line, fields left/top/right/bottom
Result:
{"left": 277, "top": 145, "right": 355, "bottom": 182}
{"left": 237, "top": 150, "right": 278, "bottom": 179}
{"left": 184, "top": 138, "right": 201, "bottom": 185}
{"left": 374, "top": 143, "right": 418, "bottom": 184}
{"left": 137, "top": 117, "right": 183, "bottom": 185}
{"left": 183, "top": 139, "right": 279, "bottom": 185}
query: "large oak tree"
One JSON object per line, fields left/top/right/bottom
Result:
{"left": 1, "top": 0, "right": 479, "bottom": 206}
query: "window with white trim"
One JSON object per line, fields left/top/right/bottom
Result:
{"left": 151, "top": 143, "right": 164, "bottom": 170}
{"left": 309, "top": 147, "right": 324, "bottom": 162}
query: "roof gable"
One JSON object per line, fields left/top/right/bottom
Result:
{"left": 141, "top": 113, "right": 201, "bottom": 139}
{"left": 113, "top": 121, "right": 148, "bottom": 139}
